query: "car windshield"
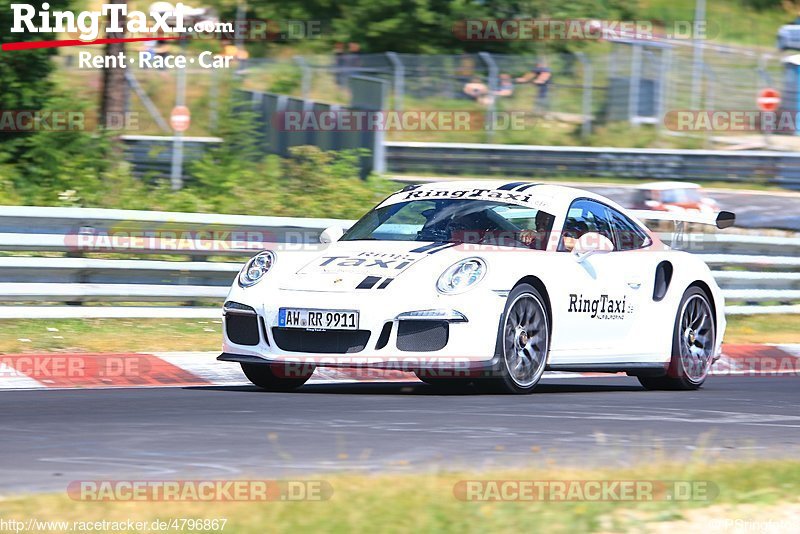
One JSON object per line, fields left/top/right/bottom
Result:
{"left": 660, "top": 188, "right": 702, "bottom": 203}
{"left": 341, "top": 199, "right": 556, "bottom": 250}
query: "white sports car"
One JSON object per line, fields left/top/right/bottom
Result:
{"left": 219, "top": 181, "right": 735, "bottom": 394}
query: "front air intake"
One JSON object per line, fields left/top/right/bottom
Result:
{"left": 225, "top": 314, "right": 260, "bottom": 346}
{"left": 271, "top": 328, "right": 371, "bottom": 354}
{"left": 396, "top": 320, "right": 449, "bottom": 352}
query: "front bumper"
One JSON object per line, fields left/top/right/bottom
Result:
{"left": 220, "top": 286, "right": 506, "bottom": 369}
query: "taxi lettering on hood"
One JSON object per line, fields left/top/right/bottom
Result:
{"left": 308, "top": 251, "right": 427, "bottom": 276}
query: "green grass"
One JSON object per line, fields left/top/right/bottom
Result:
{"left": 0, "top": 314, "right": 796, "bottom": 354}
{"left": 726, "top": 314, "right": 800, "bottom": 344}
{"left": 0, "top": 318, "right": 222, "bottom": 353}
{"left": 1, "top": 460, "right": 799, "bottom": 532}
{"left": 637, "top": 0, "right": 790, "bottom": 48}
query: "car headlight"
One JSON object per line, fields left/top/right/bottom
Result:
{"left": 238, "top": 251, "right": 276, "bottom": 287}
{"left": 436, "top": 258, "right": 486, "bottom": 294}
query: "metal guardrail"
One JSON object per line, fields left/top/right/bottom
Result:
{"left": 385, "top": 142, "right": 800, "bottom": 189}
{"left": 0, "top": 206, "right": 796, "bottom": 317}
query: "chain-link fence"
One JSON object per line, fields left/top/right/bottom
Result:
{"left": 56, "top": 43, "right": 793, "bottom": 145}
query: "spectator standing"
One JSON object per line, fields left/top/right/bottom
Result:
{"left": 516, "top": 62, "right": 552, "bottom": 113}
{"left": 343, "top": 42, "right": 362, "bottom": 83}
{"left": 333, "top": 42, "right": 346, "bottom": 87}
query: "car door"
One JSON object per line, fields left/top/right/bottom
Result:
{"left": 548, "top": 200, "right": 644, "bottom": 361}
{"left": 606, "top": 206, "right": 663, "bottom": 355}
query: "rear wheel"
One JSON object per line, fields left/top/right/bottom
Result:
{"left": 639, "top": 287, "right": 715, "bottom": 391}
{"left": 484, "top": 284, "right": 550, "bottom": 394}
{"left": 241, "top": 363, "right": 315, "bottom": 391}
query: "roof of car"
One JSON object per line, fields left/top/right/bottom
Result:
{"left": 382, "top": 180, "right": 624, "bottom": 214}
{"left": 636, "top": 181, "right": 701, "bottom": 190}
{"left": 397, "top": 180, "right": 579, "bottom": 198}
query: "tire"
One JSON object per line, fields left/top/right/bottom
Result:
{"left": 638, "top": 287, "right": 716, "bottom": 391}
{"left": 241, "top": 363, "right": 315, "bottom": 391}
{"left": 483, "top": 283, "right": 550, "bottom": 394}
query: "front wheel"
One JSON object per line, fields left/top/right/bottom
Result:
{"left": 241, "top": 363, "right": 315, "bottom": 391}
{"left": 484, "top": 284, "right": 550, "bottom": 394}
{"left": 639, "top": 287, "right": 716, "bottom": 391}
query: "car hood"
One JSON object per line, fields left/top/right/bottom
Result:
{"left": 277, "top": 240, "right": 460, "bottom": 292}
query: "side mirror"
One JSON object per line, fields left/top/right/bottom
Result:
{"left": 319, "top": 226, "right": 344, "bottom": 244}
{"left": 715, "top": 211, "right": 735, "bottom": 229}
{"left": 572, "top": 232, "right": 615, "bottom": 262}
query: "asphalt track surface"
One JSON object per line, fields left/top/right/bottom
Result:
{"left": 2, "top": 375, "right": 800, "bottom": 494}
{"left": 393, "top": 176, "right": 800, "bottom": 231}
{"left": 581, "top": 187, "right": 800, "bottom": 231}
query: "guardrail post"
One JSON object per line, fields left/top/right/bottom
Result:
{"left": 209, "top": 67, "right": 219, "bottom": 132}
{"left": 690, "top": 0, "right": 706, "bottom": 110}
{"left": 656, "top": 47, "right": 672, "bottom": 136}
{"left": 294, "top": 56, "right": 312, "bottom": 100}
{"left": 758, "top": 53, "right": 775, "bottom": 149}
{"left": 478, "top": 52, "right": 499, "bottom": 142}
{"left": 576, "top": 52, "right": 593, "bottom": 139}
{"left": 170, "top": 40, "right": 188, "bottom": 191}
{"left": 385, "top": 52, "right": 405, "bottom": 112}
{"left": 628, "top": 43, "right": 642, "bottom": 126}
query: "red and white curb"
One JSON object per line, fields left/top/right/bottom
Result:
{"left": 0, "top": 345, "right": 798, "bottom": 390}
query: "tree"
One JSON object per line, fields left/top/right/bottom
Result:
{"left": 211, "top": 0, "right": 636, "bottom": 54}
{"left": 99, "top": 0, "right": 128, "bottom": 130}
{"left": 0, "top": 0, "right": 73, "bottom": 146}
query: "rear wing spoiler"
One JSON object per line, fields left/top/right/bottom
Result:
{"left": 629, "top": 210, "right": 736, "bottom": 230}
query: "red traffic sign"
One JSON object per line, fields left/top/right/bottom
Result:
{"left": 170, "top": 105, "right": 191, "bottom": 132}
{"left": 757, "top": 88, "right": 780, "bottom": 112}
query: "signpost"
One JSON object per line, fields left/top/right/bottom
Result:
{"left": 170, "top": 105, "right": 191, "bottom": 132}
{"left": 758, "top": 88, "right": 780, "bottom": 149}
{"left": 757, "top": 88, "right": 780, "bottom": 112}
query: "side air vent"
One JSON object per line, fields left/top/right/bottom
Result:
{"left": 375, "top": 322, "right": 393, "bottom": 350}
{"left": 653, "top": 261, "right": 674, "bottom": 302}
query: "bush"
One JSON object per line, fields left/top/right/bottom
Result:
{"left": 0, "top": 85, "right": 397, "bottom": 220}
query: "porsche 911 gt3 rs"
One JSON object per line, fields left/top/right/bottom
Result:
{"left": 219, "top": 181, "right": 735, "bottom": 394}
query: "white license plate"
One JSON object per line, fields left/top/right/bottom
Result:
{"left": 278, "top": 308, "right": 359, "bottom": 330}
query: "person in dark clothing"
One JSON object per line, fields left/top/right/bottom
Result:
{"left": 516, "top": 62, "right": 552, "bottom": 112}
{"left": 333, "top": 42, "right": 346, "bottom": 87}
{"left": 342, "top": 42, "right": 362, "bottom": 83}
